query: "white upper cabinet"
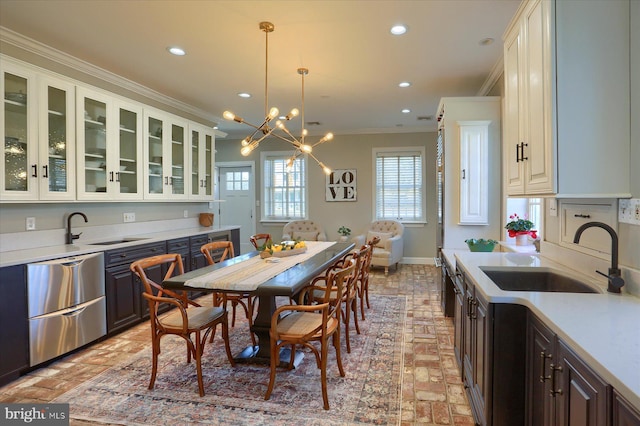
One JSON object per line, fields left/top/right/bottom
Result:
{"left": 1, "top": 55, "right": 214, "bottom": 203}
{"left": 1, "top": 59, "right": 76, "bottom": 201}
{"left": 76, "top": 87, "right": 143, "bottom": 200}
{"left": 143, "top": 109, "right": 189, "bottom": 200}
{"left": 189, "top": 123, "right": 215, "bottom": 200}
{"left": 503, "top": 0, "right": 631, "bottom": 198}
{"left": 459, "top": 121, "right": 490, "bottom": 225}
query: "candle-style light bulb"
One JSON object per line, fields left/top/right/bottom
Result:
{"left": 286, "top": 108, "right": 299, "bottom": 120}
{"left": 223, "top": 111, "right": 235, "bottom": 120}
{"left": 267, "top": 107, "right": 279, "bottom": 121}
{"left": 300, "top": 144, "right": 312, "bottom": 153}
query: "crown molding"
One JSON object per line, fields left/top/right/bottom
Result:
{"left": 477, "top": 55, "right": 504, "bottom": 96}
{"left": 0, "top": 26, "right": 221, "bottom": 124}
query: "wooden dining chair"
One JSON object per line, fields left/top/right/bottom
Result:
{"left": 311, "top": 247, "right": 363, "bottom": 353}
{"left": 200, "top": 241, "right": 256, "bottom": 347}
{"left": 130, "top": 253, "right": 235, "bottom": 397}
{"left": 264, "top": 259, "right": 356, "bottom": 410}
{"left": 249, "top": 233, "right": 272, "bottom": 250}
{"left": 358, "top": 237, "right": 379, "bottom": 320}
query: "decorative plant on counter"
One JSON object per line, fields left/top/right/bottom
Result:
{"left": 505, "top": 213, "right": 537, "bottom": 238}
{"left": 337, "top": 226, "right": 351, "bottom": 237}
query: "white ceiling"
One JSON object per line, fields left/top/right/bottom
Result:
{"left": 0, "top": 0, "right": 521, "bottom": 140}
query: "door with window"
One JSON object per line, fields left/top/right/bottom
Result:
{"left": 218, "top": 164, "right": 255, "bottom": 254}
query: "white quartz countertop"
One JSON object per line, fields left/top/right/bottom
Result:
{"left": 443, "top": 249, "right": 640, "bottom": 411}
{"left": 0, "top": 226, "right": 240, "bottom": 268}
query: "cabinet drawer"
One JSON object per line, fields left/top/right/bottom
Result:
{"left": 104, "top": 242, "right": 167, "bottom": 267}
{"left": 167, "top": 237, "right": 190, "bottom": 253}
{"left": 189, "top": 234, "right": 209, "bottom": 249}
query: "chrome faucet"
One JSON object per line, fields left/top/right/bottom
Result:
{"left": 66, "top": 212, "right": 88, "bottom": 244}
{"left": 573, "top": 221, "right": 625, "bottom": 293}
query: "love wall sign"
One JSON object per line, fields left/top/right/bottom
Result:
{"left": 326, "top": 169, "right": 357, "bottom": 201}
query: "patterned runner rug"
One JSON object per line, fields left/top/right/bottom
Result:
{"left": 54, "top": 294, "right": 406, "bottom": 425}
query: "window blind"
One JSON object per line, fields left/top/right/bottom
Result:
{"left": 375, "top": 150, "right": 424, "bottom": 221}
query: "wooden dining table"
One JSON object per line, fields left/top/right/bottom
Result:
{"left": 162, "top": 241, "right": 354, "bottom": 366}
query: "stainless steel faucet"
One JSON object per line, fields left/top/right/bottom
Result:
{"left": 573, "top": 221, "right": 625, "bottom": 293}
{"left": 66, "top": 212, "right": 88, "bottom": 244}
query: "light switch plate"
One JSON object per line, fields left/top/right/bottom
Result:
{"left": 123, "top": 212, "right": 136, "bottom": 223}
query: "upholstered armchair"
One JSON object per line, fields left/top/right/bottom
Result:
{"left": 282, "top": 220, "right": 327, "bottom": 241}
{"left": 353, "top": 220, "right": 404, "bottom": 275}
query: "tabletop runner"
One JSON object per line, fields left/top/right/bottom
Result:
{"left": 184, "top": 241, "right": 337, "bottom": 292}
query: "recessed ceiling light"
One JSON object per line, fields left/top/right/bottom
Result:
{"left": 398, "top": 81, "right": 411, "bottom": 88}
{"left": 402, "top": 108, "right": 411, "bottom": 114}
{"left": 213, "top": 126, "right": 219, "bottom": 130}
{"left": 479, "top": 37, "right": 494, "bottom": 46}
{"left": 167, "top": 46, "right": 186, "bottom": 56}
{"left": 237, "top": 93, "right": 251, "bottom": 98}
{"left": 390, "top": 25, "right": 407, "bottom": 35}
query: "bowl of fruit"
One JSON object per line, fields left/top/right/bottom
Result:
{"left": 260, "top": 240, "right": 307, "bottom": 258}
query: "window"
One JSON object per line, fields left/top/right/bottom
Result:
{"left": 528, "top": 198, "right": 542, "bottom": 237}
{"left": 261, "top": 151, "right": 307, "bottom": 221}
{"left": 373, "top": 147, "right": 425, "bottom": 222}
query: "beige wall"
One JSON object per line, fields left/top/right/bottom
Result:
{"left": 216, "top": 132, "right": 438, "bottom": 260}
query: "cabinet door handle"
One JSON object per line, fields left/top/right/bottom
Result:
{"left": 574, "top": 214, "right": 591, "bottom": 219}
{"left": 31, "top": 164, "right": 38, "bottom": 178}
{"left": 470, "top": 298, "right": 477, "bottom": 319}
{"left": 521, "top": 142, "right": 528, "bottom": 161}
{"left": 109, "top": 171, "right": 114, "bottom": 182}
{"left": 462, "top": 169, "right": 466, "bottom": 180}
{"left": 165, "top": 176, "right": 169, "bottom": 185}
{"left": 539, "top": 351, "right": 552, "bottom": 382}
{"left": 549, "top": 363, "right": 563, "bottom": 397}
{"left": 42, "top": 164, "right": 48, "bottom": 178}
{"left": 116, "top": 172, "right": 121, "bottom": 182}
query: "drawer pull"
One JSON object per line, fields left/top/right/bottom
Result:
{"left": 539, "top": 351, "right": 552, "bottom": 382}
{"left": 549, "top": 363, "right": 563, "bottom": 397}
{"left": 574, "top": 214, "right": 591, "bottom": 219}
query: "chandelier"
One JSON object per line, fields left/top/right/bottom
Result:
{"left": 222, "top": 22, "right": 334, "bottom": 175}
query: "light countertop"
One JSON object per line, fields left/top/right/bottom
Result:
{"left": 0, "top": 226, "right": 240, "bottom": 268}
{"left": 442, "top": 249, "right": 640, "bottom": 411}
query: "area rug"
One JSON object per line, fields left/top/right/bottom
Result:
{"left": 54, "top": 294, "right": 406, "bottom": 425}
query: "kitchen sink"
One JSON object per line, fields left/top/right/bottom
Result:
{"left": 89, "top": 238, "right": 150, "bottom": 245}
{"left": 479, "top": 267, "right": 600, "bottom": 293}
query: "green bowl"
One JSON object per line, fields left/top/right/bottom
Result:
{"left": 465, "top": 240, "right": 497, "bottom": 252}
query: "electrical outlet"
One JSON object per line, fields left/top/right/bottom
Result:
{"left": 183, "top": 210, "right": 188, "bottom": 218}
{"left": 619, "top": 199, "right": 640, "bottom": 225}
{"left": 123, "top": 212, "right": 136, "bottom": 223}
{"left": 26, "top": 217, "right": 36, "bottom": 231}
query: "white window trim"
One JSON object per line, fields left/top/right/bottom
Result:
{"left": 260, "top": 150, "right": 309, "bottom": 222}
{"left": 371, "top": 146, "right": 427, "bottom": 224}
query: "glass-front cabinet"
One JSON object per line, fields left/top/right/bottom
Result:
{"left": 1, "top": 60, "right": 75, "bottom": 201}
{"left": 189, "top": 123, "right": 215, "bottom": 200}
{"left": 76, "top": 87, "right": 143, "bottom": 200}
{"left": 144, "top": 109, "right": 188, "bottom": 199}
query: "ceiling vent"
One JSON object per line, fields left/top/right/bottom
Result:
{"left": 417, "top": 115, "right": 433, "bottom": 121}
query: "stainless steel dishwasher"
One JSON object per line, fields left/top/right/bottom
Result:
{"left": 27, "top": 252, "right": 106, "bottom": 366}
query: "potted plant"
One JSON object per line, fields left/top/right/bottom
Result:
{"left": 337, "top": 226, "right": 351, "bottom": 242}
{"left": 505, "top": 213, "right": 537, "bottom": 246}
{"left": 465, "top": 238, "right": 498, "bottom": 252}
